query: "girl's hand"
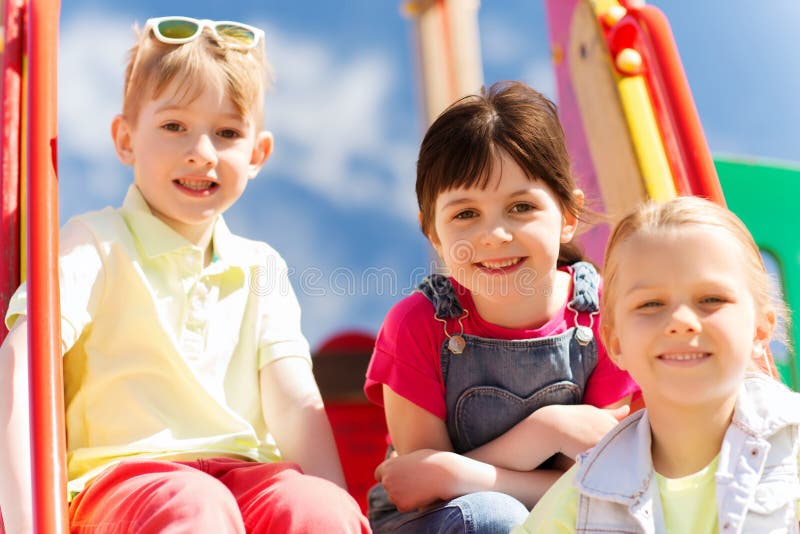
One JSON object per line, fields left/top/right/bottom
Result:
{"left": 374, "top": 449, "right": 456, "bottom": 512}
{"left": 553, "top": 404, "right": 629, "bottom": 459}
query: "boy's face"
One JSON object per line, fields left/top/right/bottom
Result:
{"left": 111, "top": 80, "right": 272, "bottom": 240}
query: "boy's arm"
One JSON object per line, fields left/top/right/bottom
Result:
{"left": 259, "top": 356, "right": 346, "bottom": 488}
{"left": 0, "top": 319, "right": 33, "bottom": 532}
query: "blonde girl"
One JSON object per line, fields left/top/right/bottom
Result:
{"left": 516, "top": 196, "right": 799, "bottom": 533}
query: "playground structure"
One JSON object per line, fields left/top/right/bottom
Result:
{"left": 0, "top": 0, "right": 797, "bottom": 531}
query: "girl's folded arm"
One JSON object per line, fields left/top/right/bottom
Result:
{"left": 381, "top": 386, "right": 562, "bottom": 509}
{"left": 465, "top": 402, "right": 630, "bottom": 471}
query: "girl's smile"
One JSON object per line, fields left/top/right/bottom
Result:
{"left": 607, "top": 226, "right": 772, "bottom": 409}
{"left": 475, "top": 256, "right": 527, "bottom": 274}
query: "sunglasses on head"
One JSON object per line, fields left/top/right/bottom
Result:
{"left": 145, "top": 16, "right": 264, "bottom": 49}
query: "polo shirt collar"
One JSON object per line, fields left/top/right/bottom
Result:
{"left": 119, "top": 185, "right": 250, "bottom": 267}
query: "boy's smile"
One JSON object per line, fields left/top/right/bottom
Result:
{"left": 112, "top": 80, "right": 272, "bottom": 248}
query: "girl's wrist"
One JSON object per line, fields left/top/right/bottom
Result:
{"left": 445, "top": 452, "right": 496, "bottom": 497}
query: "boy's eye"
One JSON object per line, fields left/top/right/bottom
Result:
{"left": 218, "top": 129, "right": 241, "bottom": 139}
{"left": 510, "top": 203, "right": 534, "bottom": 214}
{"left": 161, "top": 122, "right": 184, "bottom": 133}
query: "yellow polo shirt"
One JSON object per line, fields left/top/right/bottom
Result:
{"left": 6, "top": 185, "right": 311, "bottom": 495}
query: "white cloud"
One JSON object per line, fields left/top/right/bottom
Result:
{"left": 58, "top": 12, "right": 132, "bottom": 208}
{"left": 260, "top": 23, "right": 418, "bottom": 220}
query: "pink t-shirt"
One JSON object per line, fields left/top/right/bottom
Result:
{"left": 365, "top": 270, "right": 639, "bottom": 420}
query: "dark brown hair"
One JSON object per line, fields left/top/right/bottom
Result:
{"left": 416, "top": 81, "right": 583, "bottom": 265}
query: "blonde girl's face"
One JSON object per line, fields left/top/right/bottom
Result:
{"left": 605, "top": 226, "right": 774, "bottom": 410}
{"left": 429, "top": 150, "right": 579, "bottom": 312}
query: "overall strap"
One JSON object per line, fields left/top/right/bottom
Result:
{"left": 416, "top": 274, "right": 465, "bottom": 319}
{"left": 568, "top": 261, "right": 600, "bottom": 313}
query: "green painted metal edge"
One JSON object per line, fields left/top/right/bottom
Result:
{"left": 715, "top": 156, "right": 800, "bottom": 389}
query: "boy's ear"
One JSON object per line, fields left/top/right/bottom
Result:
{"left": 111, "top": 114, "right": 135, "bottom": 165}
{"left": 560, "top": 188, "right": 584, "bottom": 243}
{"left": 248, "top": 131, "right": 274, "bottom": 179}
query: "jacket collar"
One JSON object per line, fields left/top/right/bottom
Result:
{"left": 575, "top": 409, "right": 654, "bottom": 504}
{"left": 575, "top": 375, "right": 800, "bottom": 502}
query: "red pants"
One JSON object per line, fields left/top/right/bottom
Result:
{"left": 68, "top": 458, "right": 371, "bottom": 533}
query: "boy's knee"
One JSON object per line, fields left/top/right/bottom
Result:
{"left": 72, "top": 464, "right": 245, "bottom": 533}
{"left": 133, "top": 471, "right": 243, "bottom": 532}
{"left": 250, "top": 473, "right": 369, "bottom": 533}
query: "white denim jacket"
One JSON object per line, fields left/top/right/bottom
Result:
{"left": 573, "top": 375, "right": 800, "bottom": 533}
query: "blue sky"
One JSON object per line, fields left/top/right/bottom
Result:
{"left": 58, "top": 1, "right": 800, "bottom": 348}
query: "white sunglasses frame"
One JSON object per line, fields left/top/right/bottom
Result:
{"left": 144, "top": 16, "right": 264, "bottom": 49}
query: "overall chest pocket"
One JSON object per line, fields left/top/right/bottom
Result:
{"left": 453, "top": 380, "right": 581, "bottom": 451}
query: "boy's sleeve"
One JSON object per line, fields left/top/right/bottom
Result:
{"left": 5, "top": 218, "right": 104, "bottom": 353}
{"left": 256, "top": 254, "right": 311, "bottom": 368}
{"left": 511, "top": 464, "right": 580, "bottom": 534}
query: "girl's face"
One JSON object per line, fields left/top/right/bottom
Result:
{"left": 430, "top": 150, "right": 579, "bottom": 310}
{"left": 606, "top": 226, "right": 773, "bottom": 410}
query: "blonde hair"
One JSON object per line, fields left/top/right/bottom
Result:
{"left": 122, "top": 23, "right": 271, "bottom": 127}
{"left": 601, "top": 196, "right": 788, "bottom": 376}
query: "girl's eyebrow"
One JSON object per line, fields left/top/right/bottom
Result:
{"left": 441, "top": 197, "right": 473, "bottom": 210}
{"left": 442, "top": 188, "right": 538, "bottom": 209}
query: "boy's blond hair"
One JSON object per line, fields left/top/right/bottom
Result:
{"left": 122, "top": 24, "right": 271, "bottom": 127}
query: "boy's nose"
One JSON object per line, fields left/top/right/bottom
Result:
{"left": 665, "top": 305, "right": 701, "bottom": 335}
{"left": 185, "top": 134, "right": 217, "bottom": 168}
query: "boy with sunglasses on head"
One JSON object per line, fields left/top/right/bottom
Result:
{"left": 0, "top": 17, "right": 370, "bottom": 533}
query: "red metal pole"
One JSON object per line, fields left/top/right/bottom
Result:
{"left": 26, "top": 0, "right": 68, "bottom": 532}
{"left": 0, "top": 0, "right": 24, "bottom": 345}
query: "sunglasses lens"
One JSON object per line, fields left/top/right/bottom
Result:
{"left": 156, "top": 19, "right": 200, "bottom": 40}
{"left": 215, "top": 24, "right": 257, "bottom": 46}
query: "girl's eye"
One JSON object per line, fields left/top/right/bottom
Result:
{"left": 510, "top": 203, "right": 534, "bottom": 214}
{"left": 218, "top": 129, "right": 241, "bottom": 139}
{"left": 161, "top": 122, "right": 184, "bottom": 133}
{"left": 637, "top": 301, "right": 663, "bottom": 310}
{"left": 700, "top": 296, "right": 727, "bottom": 305}
{"left": 454, "top": 209, "right": 477, "bottom": 220}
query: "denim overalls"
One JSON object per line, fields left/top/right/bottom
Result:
{"left": 369, "top": 262, "right": 601, "bottom": 533}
